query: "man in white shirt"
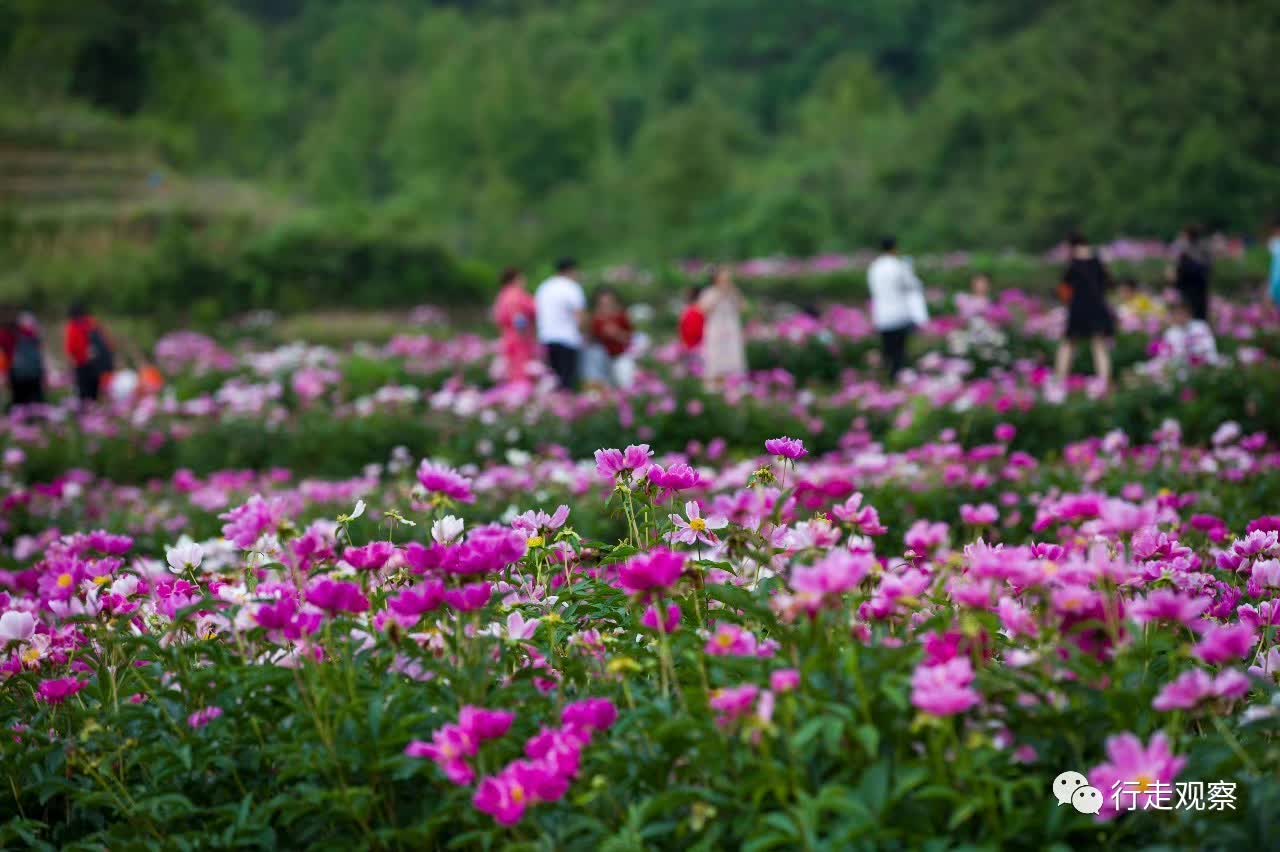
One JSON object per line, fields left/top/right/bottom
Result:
{"left": 535, "top": 257, "right": 587, "bottom": 390}
{"left": 867, "top": 236, "right": 928, "bottom": 381}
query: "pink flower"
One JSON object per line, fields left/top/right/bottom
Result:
{"left": 1193, "top": 623, "right": 1257, "bottom": 664}
{"left": 647, "top": 463, "right": 707, "bottom": 502}
{"left": 187, "top": 706, "right": 224, "bottom": 729}
{"left": 616, "top": 548, "right": 685, "bottom": 595}
{"left": 960, "top": 503, "right": 999, "bottom": 526}
{"left": 472, "top": 768, "right": 531, "bottom": 826}
{"left": 444, "top": 582, "right": 492, "bottom": 612}
{"left": 709, "top": 684, "right": 761, "bottom": 727}
{"left": 641, "top": 603, "right": 681, "bottom": 634}
{"left": 388, "top": 581, "right": 446, "bottom": 620}
{"left": 36, "top": 677, "right": 86, "bottom": 705}
{"left": 561, "top": 698, "right": 618, "bottom": 735}
{"left": 910, "top": 657, "right": 980, "bottom": 716}
{"left": 1128, "top": 590, "right": 1210, "bottom": 627}
{"left": 511, "top": 505, "right": 570, "bottom": 536}
{"left": 994, "top": 423, "right": 1017, "bottom": 442}
{"left": 219, "top": 495, "right": 286, "bottom": 549}
{"left": 830, "top": 493, "right": 887, "bottom": 535}
{"left": 593, "top": 444, "right": 653, "bottom": 480}
{"left": 416, "top": 460, "right": 475, "bottom": 504}
{"left": 705, "top": 623, "right": 759, "bottom": 657}
{"left": 1087, "top": 732, "right": 1187, "bottom": 821}
{"left": 764, "top": 436, "right": 808, "bottom": 460}
{"left": 459, "top": 706, "right": 516, "bottom": 742}
{"left": 305, "top": 579, "right": 370, "bottom": 615}
{"left": 406, "top": 723, "right": 477, "bottom": 786}
{"left": 344, "top": 541, "right": 397, "bottom": 572}
{"left": 448, "top": 525, "right": 528, "bottom": 575}
{"left": 669, "top": 501, "right": 727, "bottom": 547}
{"left": 770, "top": 669, "right": 801, "bottom": 693}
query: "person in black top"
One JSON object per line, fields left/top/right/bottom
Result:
{"left": 1171, "top": 224, "right": 1212, "bottom": 325}
{"left": 1054, "top": 231, "right": 1115, "bottom": 391}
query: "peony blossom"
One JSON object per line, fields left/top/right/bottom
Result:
{"left": 616, "top": 548, "right": 686, "bottom": 596}
{"left": 669, "top": 501, "right": 728, "bottom": 547}
{"left": 764, "top": 436, "right": 808, "bottom": 460}
{"left": 1087, "top": 732, "right": 1187, "bottom": 821}
{"left": 910, "top": 657, "right": 980, "bottom": 716}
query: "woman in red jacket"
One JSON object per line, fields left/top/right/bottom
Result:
{"left": 65, "top": 303, "right": 112, "bottom": 403}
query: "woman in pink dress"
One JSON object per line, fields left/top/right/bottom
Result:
{"left": 493, "top": 267, "right": 537, "bottom": 385}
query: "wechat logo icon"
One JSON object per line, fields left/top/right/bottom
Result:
{"left": 1053, "top": 770, "right": 1103, "bottom": 815}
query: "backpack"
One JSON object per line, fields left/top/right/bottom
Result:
{"left": 89, "top": 326, "right": 114, "bottom": 372}
{"left": 11, "top": 335, "right": 43, "bottom": 381}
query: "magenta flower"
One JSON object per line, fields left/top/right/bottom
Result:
{"left": 448, "top": 525, "right": 528, "bottom": 575}
{"left": 910, "top": 657, "right": 980, "bottom": 716}
{"left": 1153, "top": 669, "right": 1251, "bottom": 711}
{"left": 305, "top": 579, "right": 370, "bottom": 615}
{"left": 388, "top": 581, "right": 446, "bottom": 621}
{"left": 770, "top": 669, "right": 801, "bottom": 693}
{"left": 219, "top": 495, "right": 286, "bottom": 549}
{"left": 669, "top": 501, "right": 727, "bottom": 547}
{"left": 473, "top": 768, "right": 531, "bottom": 826}
{"left": 1128, "top": 590, "right": 1211, "bottom": 627}
{"left": 705, "top": 623, "right": 760, "bottom": 657}
{"left": 344, "top": 541, "right": 397, "bottom": 572}
{"left": 1087, "top": 732, "right": 1187, "bottom": 821}
{"left": 406, "top": 723, "right": 477, "bottom": 786}
{"left": 616, "top": 548, "right": 686, "bottom": 595}
{"left": 511, "top": 505, "right": 570, "bottom": 536}
{"left": 960, "top": 503, "right": 999, "bottom": 526}
{"left": 403, "top": 541, "right": 452, "bottom": 575}
{"left": 36, "top": 677, "right": 86, "bottom": 705}
{"left": 1193, "top": 622, "right": 1257, "bottom": 664}
{"left": 459, "top": 706, "right": 516, "bottom": 742}
{"left": 444, "top": 582, "right": 492, "bottom": 612}
{"left": 416, "top": 460, "right": 475, "bottom": 504}
{"left": 641, "top": 603, "right": 681, "bottom": 634}
{"left": 994, "top": 423, "right": 1017, "bottom": 442}
{"left": 187, "top": 706, "right": 224, "bottom": 729}
{"left": 830, "top": 493, "right": 887, "bottom": 536}
{"left": 709, "top": 684, "right": 761, "bottom": 727}
{"left": 646, "top": 462, "right": 707, "bottom": 503}
{"left": 593, "top": 444, "right": 653, "bottom": 480}
{"left": 561, "top": 698, "right": 618, "bottom": 735}
{"left": 764, "top": 436, "right": 808, "bottom": 460}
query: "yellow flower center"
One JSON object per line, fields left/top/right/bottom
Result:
{"left": 512, "top": 785, "right": 525, "bottom": 804}
{"left": 689, "top": 518, "right": 707, "bottom": 533}
{"left": 1043, "top": 562, "right": 1058, "bottom": 577}
{"left": 21, "top": 648, "right": 40, "bottom": 665}
{"left": 527, "top": 535, "right": 545, "bottom": 548}
{"left": 442, "top": 744, "right": 455, "bottom": 760}
{"left": 716, "top": 633, "right": 734, "bottom": 648}
{"left": 57, "top": 573, "right": 73, "bottom": 589}
{"left": 94, "top": 575, "right": 112, "bottom": 586}
{"left": 1136, "top": 774, "right": 1153, "bottom": 794}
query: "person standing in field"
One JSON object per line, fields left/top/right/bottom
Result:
{"left": 535, "top": 258, "right": 587, "bottom": 391}
{"left": 1171, "top": 224, "right": 1212, "bottom": 325}
{"left": 1054, "top": 231, "right": 1115, "bottom": 391}
{"left": 868, "top": 236, "right": 928, "bottom": 381}
{"left": 7, "top": 311, "right": 46, "bottom": 409}
{"left": 493, "top": 267, "right": 537, "bottom": 386}
{"left": 583, "top": 288, "right": 635, "bottom": 389}
{"left": 64, "top": 302, "right": 114, "bottom": 403}
{"left": 697, "top": 266, "right": 746, "bottom": 385}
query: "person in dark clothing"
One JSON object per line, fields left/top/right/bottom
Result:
{"left": 1054, "top": 232, "right": 1115, "bottom": 391}
{"left": 1172, "top": 224, "right": 1212, "bottom": 325}
{"left": 65, "top": 302, "right": 113, "bottom": 403}
{"left": 7, "top": 311, "right": 46, "bottom": 409}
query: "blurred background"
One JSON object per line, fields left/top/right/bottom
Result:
{"left": 2, "top": 0, "right": 1279, "bottom": 326}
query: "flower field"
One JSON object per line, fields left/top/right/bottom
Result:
{"left": 4, "top": 289, "right": 1280, "bottom": 849}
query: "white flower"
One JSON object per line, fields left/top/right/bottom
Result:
{"left": 0, "top": 610, "right": 36, "bottom": 644}
{"left": 348, "top": 499, "right": 367, "bottom": 520}
{"left": 431, "top": 515, "right": 465, "bottom": 544}
{"left": 165, "top": 539, "right": 204, "bottom": 574}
